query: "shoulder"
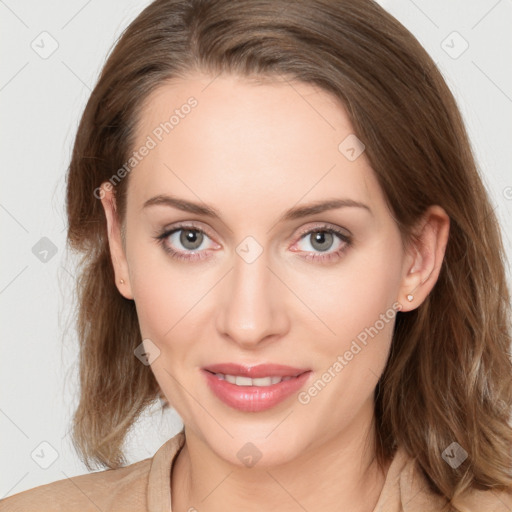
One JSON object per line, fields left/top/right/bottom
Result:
{"left": 0, "top": 457, "right": 152, "bottom": 512}
{"left": 379, "top": 447, "right": 512, "bottom": 512}
{"left": 0, "top": 431, "right": 186, "bottom": 512}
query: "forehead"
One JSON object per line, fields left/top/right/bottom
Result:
{"left": 128, "top": 73, "right": 384, "bottom": 219}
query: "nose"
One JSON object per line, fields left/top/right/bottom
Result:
{"left": 216, "top": 247, "right": 290, "bottom": 349}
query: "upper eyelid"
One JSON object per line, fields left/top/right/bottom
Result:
{"left": 161, "top": 221, "right": 216, "bottom": 241}
{"left": 295, "top": 222, "right": 351, "bottom": 238}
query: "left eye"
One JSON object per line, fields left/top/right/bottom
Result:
{"left": 294, "top": 229, "right": 345, "bottom": 254}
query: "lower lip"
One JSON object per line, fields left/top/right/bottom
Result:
{"left": 203, "top": 370, "right": 312, "bottom": 412}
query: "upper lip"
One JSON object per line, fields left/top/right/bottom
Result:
{"left": 203, "top": 363, "right": 310, "bottom": 379}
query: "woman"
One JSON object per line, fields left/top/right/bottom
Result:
{"left": 2, "top": 0, "right": 511, "bottom": 510}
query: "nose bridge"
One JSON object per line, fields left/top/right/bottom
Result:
{"left": 216, "top": 241, "right": 288, "bottom": 347}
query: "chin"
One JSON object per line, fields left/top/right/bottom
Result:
{"left": 202, "top": 422, "right": 310, "bottom": 469}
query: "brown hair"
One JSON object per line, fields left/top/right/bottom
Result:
{"left": 65, "top": 0, "right": 512, "bottom": 507}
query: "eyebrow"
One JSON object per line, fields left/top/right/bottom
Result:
{"left": 142, "top": 194, "right": 371, "bottom": 223}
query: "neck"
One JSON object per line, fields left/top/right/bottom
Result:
{"left": 171, "top": 401, "right": 389, "bottom": 512}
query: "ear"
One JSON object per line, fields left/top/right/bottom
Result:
{"left": 99, "top": 182, "right": 134, "bottom": 300}
{"left": 397, "top": 205, "right": 450, "bottom": 312}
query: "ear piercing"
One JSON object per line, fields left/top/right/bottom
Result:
{"left": 120, "top": 279, "right": 125, "bottom": 284}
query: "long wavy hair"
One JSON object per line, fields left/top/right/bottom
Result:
{"left": 65, "top": 0, "right": 512, "bottom": 507}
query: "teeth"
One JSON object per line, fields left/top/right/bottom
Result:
{"left": 214, "top": 373, "right": 294, "bottom": 386}
{"left": 236, "top": 376, "right": 253, "bottom": 386}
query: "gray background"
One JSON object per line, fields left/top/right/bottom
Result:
{"left": 1, "top": 0, "right": 511, "bottom": 498}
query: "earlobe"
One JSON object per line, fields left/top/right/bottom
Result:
{"left": 99, "top": 183, "right": 134, "bottom": 300}
{"left": 398, "top": 205, "right": 450, "bottom": 312}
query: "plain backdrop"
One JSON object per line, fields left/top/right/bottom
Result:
{"left": 1, "top": 0, "right": 511, "bottom": 498}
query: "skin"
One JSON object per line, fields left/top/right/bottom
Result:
{"left": 100, "top": 73, "right": 450, "bottom": 512}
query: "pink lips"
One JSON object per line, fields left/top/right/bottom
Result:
{"left": 202, "top": 363, "right": 312, "bottom": 412}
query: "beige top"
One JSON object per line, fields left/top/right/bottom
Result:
{"left": 1, "top": 430, "right": 511, "bottom": 511}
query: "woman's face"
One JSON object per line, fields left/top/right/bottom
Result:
{"left": 105, "top": 74, "right": 419, "bottom": 467}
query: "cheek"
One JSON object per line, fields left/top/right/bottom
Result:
{"left": 127, "top": 237, "right": 214, "bottom": 344}
{"left": 303, "top": 234, "right": 404, "bottom": 349}
{"left": 126, "top": 234, "right": 179, "bottom": 337}
{"left": 296, "top": 243, "right": 402, "bottom": 423}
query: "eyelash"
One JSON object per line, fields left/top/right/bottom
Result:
{"left": 154, "top": 222, "right": 352, "bottom": 264}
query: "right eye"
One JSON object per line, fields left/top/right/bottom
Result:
{"left": 155, "top": 223, "right": 220, "bottom": 262}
